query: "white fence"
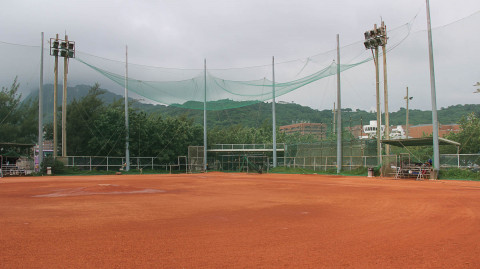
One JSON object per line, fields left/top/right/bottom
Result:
{"left": 60, "top": 153, "right": 480, "bottom": 173}
{"left": 440, "top": 154, "right": 480, "bottom": 169}
{"left": 63, "top": 156, "right": 187, "bottom": 172}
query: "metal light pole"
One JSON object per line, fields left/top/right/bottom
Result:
{"left": 124, "top": 46, "right": 130, "bottom": 171}
{"left": 336, "top": 34, "right": 342, "bottom": 173}
{"left": 272, "top": 56, "right": 277, "bottom": 168}
{"left": 426, "top": 0, "right": 440, "bottom": 176}
{"left": 204, "top": 59, "right": 208, "bottom": 172}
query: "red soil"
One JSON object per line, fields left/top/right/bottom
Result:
{"left": 1, "top": 172, "right": 480, "bottom": 268}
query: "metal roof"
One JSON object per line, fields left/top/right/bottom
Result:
{"left": 381, "top": 137, "right": 460, "bottom": 147}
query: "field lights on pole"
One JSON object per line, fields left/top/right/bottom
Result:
{"left": 49, "top": 38, "right": 75, "bottom": 58}
{"left": 49, "top": 35, "right": 75, "bottom": 158}
{"left": 364, "top": 24, "right": 386, "bottom": 167}
{"left": 363, "top": 27, "right": 386, "bottom": 49}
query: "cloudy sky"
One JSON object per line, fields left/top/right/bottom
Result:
{"left": 1, "top": 0, "right": 480, "bottom": 112}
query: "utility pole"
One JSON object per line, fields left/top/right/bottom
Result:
{"left": 382, "top": 21, "right": 390, "bottom": 153}
{"left": 374, "top": 25, "right": 381, "bottom": 166}
{"left": 53, "top": 34, "right": 59, "bottom": 158}
{"left": 38, "top": 32, "right": 44, "bottom": 170}
{"left": 62, "top": 35, "right": 68, "bottom": 157}
{"left": 405, "top": 87, "right": 413, "bottom": 138}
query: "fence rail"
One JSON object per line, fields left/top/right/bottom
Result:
{"left": 61, "top": 156, "right": 187, "bottom": 173}
{"left": 57, "top": 153, "right": 480, "bottom": 173}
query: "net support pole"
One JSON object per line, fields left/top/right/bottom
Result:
{"left": 426, "top": 0, "right": 440, "bottom": 176}
{"left": 336, "top": 34, "right": 342, "bottom": 173}
{"left": 62, "top": 34, "right": 68, "bottom": 157}
{"left": 124, "top": 45, "right": 130, "bottom": 171}
{"left": 204, "top": 59, "right": 208, "bottom": 172}
{"left": 38, "top": 32, "right": 44, "bottom": 171}
{"left": 272, "top": 56, "right": 277, "bottom": 168}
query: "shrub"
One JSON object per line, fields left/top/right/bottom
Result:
{"left": 40, "top": 156, "right": 65, "bottom": 175}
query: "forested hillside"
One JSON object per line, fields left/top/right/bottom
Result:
{"left": 25, "top": 84, "right": 480, "bottom": 128}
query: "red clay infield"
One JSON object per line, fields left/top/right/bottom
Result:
{"left": 1, "top": 172, "right": 480, "bottom": 268}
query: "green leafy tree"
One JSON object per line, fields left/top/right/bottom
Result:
{"left": 0, "top": 78, "right": 38, "bottom": 151}
{"left": 67, "top": 83, "right": 107, "bottom": 156}
{"left": 0, "top": 78, "right": 22, "bottom": 143}
{"left": 446, "top": 112, "right": 480, "bottom": 153}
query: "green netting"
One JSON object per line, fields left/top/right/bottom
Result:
{"left": 4, "top": 11, "right": 479, "bottom": 113}
{"left": 68, "top": 21, "right": 412, "bottom": 110}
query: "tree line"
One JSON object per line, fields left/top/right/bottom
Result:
{"left": 2, "top": 81, "right": 479, "bottom": 161}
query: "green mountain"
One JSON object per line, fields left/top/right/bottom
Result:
{"left": 24, "top": 84, "right": 480, "bottom": 128}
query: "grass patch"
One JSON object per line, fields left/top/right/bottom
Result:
{"left": 439, "top": 168, "right": 480, "bottom": 181}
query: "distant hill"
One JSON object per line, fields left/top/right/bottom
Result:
{"left": 24, "top": 84, "right": 480, "bottom": 128}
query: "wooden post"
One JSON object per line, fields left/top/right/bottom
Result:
{"left": 62, "top": 35, "right": 68, "bottom": 157}
{"left": 53, "top": 34, "right": 59, "bottom": 158}
{"left": 382, "top": 21, "right": 390, "bottom": 155}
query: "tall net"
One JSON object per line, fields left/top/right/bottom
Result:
{"left": 0, "top": 20, "right": 412, "bottom": 111}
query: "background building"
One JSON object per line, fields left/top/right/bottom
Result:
{"left": 280, "top": 122, "right": 327, "bottom": 140}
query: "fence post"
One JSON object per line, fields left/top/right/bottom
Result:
{"left": 107, "top": 156, "right": 109, "bottom": 171}
{"left": 325, "top": 156, "right": 328, "bottom": 171}
{"left": 314, "top": 157, "right": 316, "bottom": 171}
{"left": 89, "top": 156, "right": 92, "bottom": 171}
{"left": 152, "top": 157, "right": 154, "bottom": 170}
{"left": 457, "top": 153, "right": 460, "bottom": 168}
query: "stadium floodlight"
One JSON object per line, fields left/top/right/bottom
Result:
{"left": 364, "top": 25, "right": 386, "bottom": 49}
{"left": 49, "top": 38, "right": 75, "bottom": 58}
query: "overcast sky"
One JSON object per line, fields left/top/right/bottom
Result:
{"left": 1, "top": 0, "right": 480, "bottom": 112}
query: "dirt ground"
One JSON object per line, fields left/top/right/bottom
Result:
{"left": 1, "top": 172, "right": 480, "bottom": 268}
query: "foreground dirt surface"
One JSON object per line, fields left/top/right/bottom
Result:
{"left": 1, "top": 173, "right": 480, "bottom": 268}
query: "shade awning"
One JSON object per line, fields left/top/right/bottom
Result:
{"left": 381, "top": 137, "right": 460, "bottom": 147}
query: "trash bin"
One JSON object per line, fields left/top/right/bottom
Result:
{"left": 367, "top": 167, "right": 374, "bottom": 177}
{"left": 47, "top": 167, "right": 52, "bottom": 175}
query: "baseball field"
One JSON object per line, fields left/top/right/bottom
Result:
{"left": 1, "top": 172, "right": 479, "bottom": 268}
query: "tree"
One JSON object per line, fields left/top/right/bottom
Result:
{"left": 0, "top": 78, "right": 22, "bottom": 143}
{"left": 0, "top": 77, "right": 38, "bottom": 148}
{"left": 67, "top": 83, "right": 106, "bottom": 156}
{"left": 445, "top": 112, "right": 480, "bottom": 154}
